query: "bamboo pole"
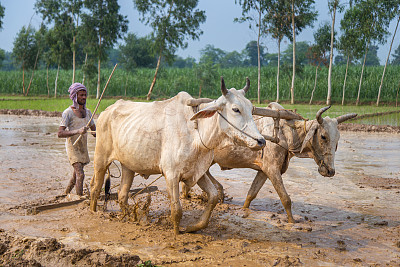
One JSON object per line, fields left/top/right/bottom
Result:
{"left": 73, "top": 64, "right": 118, "bottom": 146}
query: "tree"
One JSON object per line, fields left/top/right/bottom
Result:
{"left": 243, "top": 40, "right": 265, "bottom": 66}
{"left": 134, "top": 0, "right": 206, "bottom": 100}
{"left": 43, "top": 14, "right": 74, "bottom": 97}
{"left": 82, "top": 0, "right": 128, "bottom": 98}
{"left": 288, "top": 0, "right": 318, "bottom": 104}
{"left": 170, "top": 56, "right": 196, "bottom": 68}
{"left": 0, "top": 2, "right": 4, "bottom": 30}
{"left": 199, "top": 44, "right": 226, "bottom": 65}
{"left": 282, "top": 41, "right": 311, "bottom": 66}
{"left": 12, "top": 26, "right": 40, "bottom": 96}
{"left": 365, "top": 45, "right": 380, "bottom": 66}
{"left": 326, "top": 0, "right": 345, "bottom": 105}
{"left": 194, "top": 57, "right": 219, "bottom": 97}
{"left": 338, "top": 1, "right": 364, "bottom": 105}
{"left": 307, "top": 22, "right": 331, "bottom": 104}
{"left": 264, "top": 0, "right": 292, "bottom": 102}
{"left": 235, "top": 0, "right": 271, "bottom": 104}
{"left": 343, "top": 0, "right": 391, "bottom": 105}
{"left": 35, "top": 0, "right": 84, "bottom": 84}
{"left": 377, "top": 1, "right": 400, "bottom": 106}
{"left": 119, "top": 33, "right": 156, "bottom": 71}
{"left": 221, "top": 51, "right": 244, "bottom": 68}
{"left": 392, "top": 44, "right": 400, "bottom": 65}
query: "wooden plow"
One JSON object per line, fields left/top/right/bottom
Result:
{"left": 26, "top": 186, "right": 158, "bottom": 215}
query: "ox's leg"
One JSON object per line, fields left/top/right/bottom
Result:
{"left": 185, "top": 173, "right": 218, "bottom": 233}
{"left": 205, "top": 170, "right": 224, "bottom": 203}
{"left": 90, "top": 162, "right": 109, "bottom": 212}
{"left": 180, "top": 182, "right": 190, "bottom": 199}
{"left": 243, "top": 170, "right": 268, "bottom": 208}
{"left": 268, "top": 171, "right": 295, "bottom": 223}
{"left": 165, "top": 174, "right": 182, "bottom": 236}
{"left": 118, "top": 164, "right": 135, "bottom": 214}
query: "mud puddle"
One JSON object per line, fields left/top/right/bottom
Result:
{"left": 0, "top": 114, "right": 399, "bottom": 266}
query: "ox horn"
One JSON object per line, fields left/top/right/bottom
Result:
{"left": 221, "top": 76, "right": 228, "bottom": 96}
{"left": 316, "top": 106, "right": 331, "bottom": 124}
{"left": 336, "top": 113, "right": 357, "bottom": 124}
{"left": 242, "top": 77, "right": 250, "bottom": 94}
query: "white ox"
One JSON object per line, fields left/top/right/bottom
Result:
{"left": 183, "top": 102, "right": 357, "bottom": 223}
{"left": 90, "top": 77, "right": 266, "bottom": 235}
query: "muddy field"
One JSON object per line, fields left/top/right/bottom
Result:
{"left": 0, "top": 113, "right": 399, "bottom": 266}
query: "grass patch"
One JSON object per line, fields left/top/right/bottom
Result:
{"left": 0, "top": 95, "right": 398, "bottom": 124}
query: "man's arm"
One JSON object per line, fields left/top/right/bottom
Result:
{"left": 58, "top": 126, "right": 87, "bottom": 138}
{"left": 89, "top": 124, "right": 96, "bottom": 137}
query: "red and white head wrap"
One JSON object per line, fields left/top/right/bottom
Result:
{"left": 68, "top": 83, "right": 87, "bottom": 109}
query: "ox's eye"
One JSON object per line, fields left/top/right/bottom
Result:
{"left": 232, "top": 108, "right": 241, "bottom": 113}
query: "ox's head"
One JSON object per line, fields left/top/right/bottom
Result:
{"left": 191, "top": 77, "right": 266, "bottom": 151}
{"left": 300, "top": 106, "right": 357, "bottom": 177}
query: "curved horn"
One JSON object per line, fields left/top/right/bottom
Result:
{"left": 316, "top": 106, "right": 331, "bottom": 124}
{"left": 336, "top": 113, "right": 357, "bottom": 124}
{"left": 242, "top": 77, "right": 250, "bottom": 93}
{"left": 221, "top": 76, "right": 228, "bottom": 96}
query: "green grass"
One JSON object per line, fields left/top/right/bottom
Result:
{"left": 0, "top": 96, "right": 398, "bottom": 121}
{"left": 0, "top": 65, "right": 400, "bottom": 104}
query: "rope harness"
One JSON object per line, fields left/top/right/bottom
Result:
{"left": 282, "top": 120, "right": 330, "bottom": 171}
{"left": 193, "top": 107, "right": 263, "bottom": 150}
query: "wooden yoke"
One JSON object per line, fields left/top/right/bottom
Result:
{"left": 252, "top": 106, "right": 305, "bottom": 121}
{"left": 253, "top": 106, "right": 306, "bottom": 144}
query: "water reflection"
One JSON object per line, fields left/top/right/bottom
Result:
{"left": 351, "top": 112, "right": 400, "bottom": 126}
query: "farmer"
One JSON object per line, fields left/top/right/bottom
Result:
{"left": 58, "top": 83, "right": 96, "bottom": 196}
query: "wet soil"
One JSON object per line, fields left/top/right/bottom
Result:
{"left": 0, "top": 112, "right": 399, "bottom": 266}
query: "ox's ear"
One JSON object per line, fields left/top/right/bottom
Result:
{"left": 300, "top": 123, "right": 318, "bottom": 153}
{"left": 190, "top": 102, "right": 220, "bottom": 120}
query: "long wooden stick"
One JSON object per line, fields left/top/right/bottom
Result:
{"left": 73, "top": 63, "right": 118, "bottom": 146}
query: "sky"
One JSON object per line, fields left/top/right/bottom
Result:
{"left": 1, "top": 0, "right": 399, "bottom": 64}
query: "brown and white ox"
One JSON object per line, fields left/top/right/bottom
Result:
{"left": 183, "top": 102, "right": 357, "bottom": 223}
{"left": 90, "top": 77, "right": 266, "bottom": 235}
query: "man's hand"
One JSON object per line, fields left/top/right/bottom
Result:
{"left": 76, "top": 126, "right": 88, "bottom": 135}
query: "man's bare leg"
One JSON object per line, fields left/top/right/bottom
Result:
{"left": 65, "top": 170, "right": 77, "bottom": 194}
{"left": 73, "top": 162, "right": 85, "bottom": 196}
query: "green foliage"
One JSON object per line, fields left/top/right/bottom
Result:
{"left": 0, "top": 2, "right": 4, "bottom": 30}
{"left": 134, "top": 0, "right": 206, "bottom": 62}
{"left": 391, "top": 43, "right": 400, "bottom": 65}
{"left": 170, "top": 56, "right": 196, "bottom": 68}
{"left": 199, "top": 44, "right": 226, "bottom": 65}
{"left": 365, "top": 45, "right": 380, "bottom": 66}
{"left": 119, "top": 33, "right": 156, "bottom": 70}
{"left": 307, "top": 22, "right": 332, "bottom": 67}
{"left": 282, "top": 41, "right": 311, "bottom": 66}
{"left": 44, "top": 18, "right": 73, "bottom": 69}
{"left": 290, "top": 0, "right": 318, "bottom": 36}
{"left": 194, "top": 57, "right": 219, "bottom": 97}
{"left": 0, "top": 49, "right": 4, "bottom": 69}
{"left": 341, "top": 0, "right": 391, "bottom": 54}
{"left": 12, "top": 26, "right": 40, "bottom": 70}
{"left": 264, "top": 0, "right": 292, "bottom": 43}
{"left": 82, "top": 0, "right": 128, "bottom": 59}
{"left": 243, "top": 40, "right": 266, "bottom": 66}
{"left": 0, "top": 65, "right": 400, "bottom": 103}
{"left": 234, "top": 0, "right": 272, "bottom": 40}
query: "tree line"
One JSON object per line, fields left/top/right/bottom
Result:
{"left": 0, "top": 0, "right": 400, "bottom": 106}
